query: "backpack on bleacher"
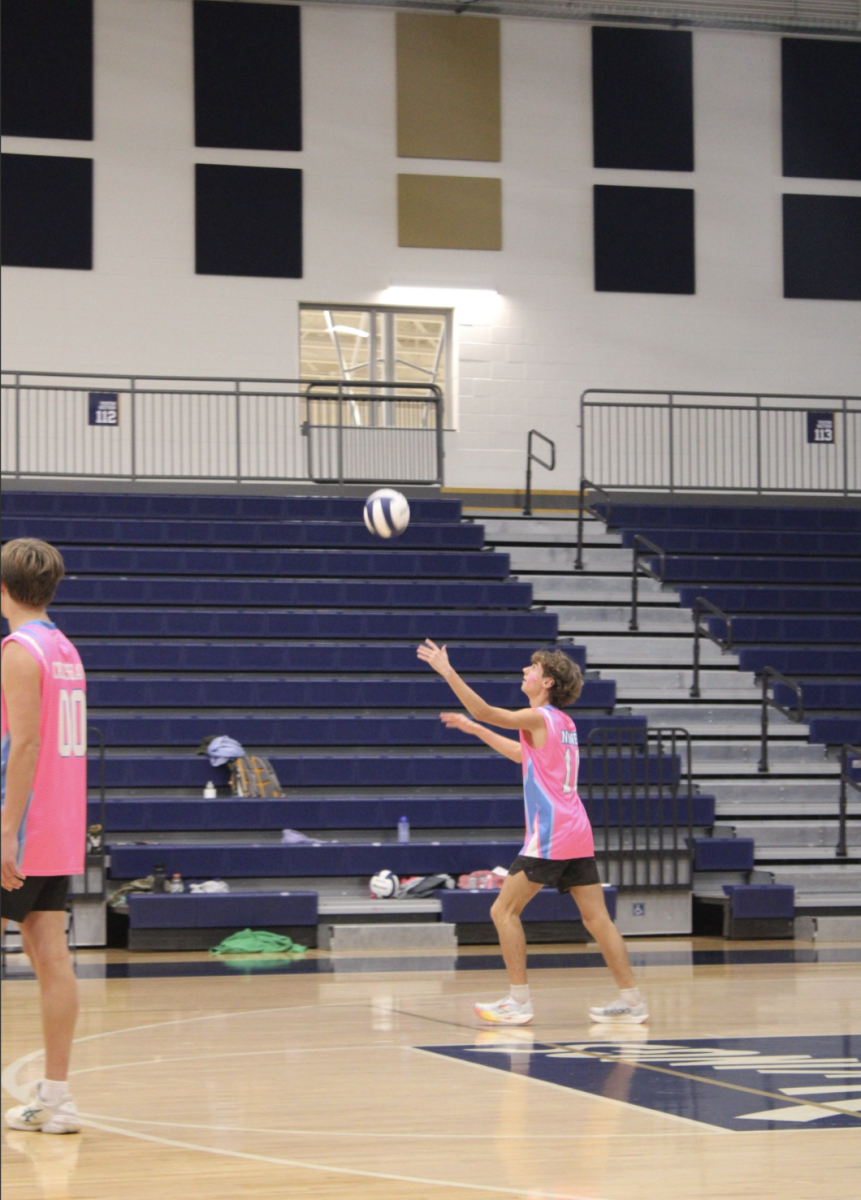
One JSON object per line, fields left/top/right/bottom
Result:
{"left": 229, "top": 755, "right": 284, "bottom": 798}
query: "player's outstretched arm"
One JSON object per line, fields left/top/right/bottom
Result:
{"left": 440, "top": 712, "right": 523, "bottom": 763}
{"left": 417, "top": 639, "right": 544, "bottom": 734}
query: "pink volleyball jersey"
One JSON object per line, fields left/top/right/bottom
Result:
{"left": 519, "top": 705, "right": 594, "bottom": 861}
{"left": 1, "top": 621, "right": 87, "bottom": 876}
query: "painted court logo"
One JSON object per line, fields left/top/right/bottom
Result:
{"left": 421, "top": 1035, "right": 861, "bottom": 1130}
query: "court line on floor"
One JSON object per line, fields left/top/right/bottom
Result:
{"left": 392, "top": 1005, "right": 861, "bottom": 1123}
{"left": 408, "top": 1045, "right": 731, "bottom": 1134}
{"left": 5, "top": 990, "right": 858, "bottom": 1135}
{"left": 65, "top": 1111, "right": 721, "bottom": 1140}
{"left": 42, "top": 1115, "right": 624, "bottom": 1200}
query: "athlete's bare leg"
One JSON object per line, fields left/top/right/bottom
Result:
{"left": 489, "top": 870, "right": 544, "bottom": 986}
{"left": 19, "top": 910, "right": 78, "bottom": 1081}
{"left": 571, "top": 882, "right": 635, "bottom": 991}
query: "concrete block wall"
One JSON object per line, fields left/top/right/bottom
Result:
{"left": 1, "top": 1, "right": 859, "bottom": 491}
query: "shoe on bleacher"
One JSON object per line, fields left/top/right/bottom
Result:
{"left": 5, "top": 1085, "right": 81, "bottom": 1134}
{"left": 588, "top": 997, "right": 649, "bottom": 1025}
{"left": 474, "top": 996, "right": 534, "bottom": 1025}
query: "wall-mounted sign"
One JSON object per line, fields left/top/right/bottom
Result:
{"left": 807, "top": 411, "right": 834, "bottom": 444}
{"left": 89, "top": 392, "right": 119, "bottom": 426}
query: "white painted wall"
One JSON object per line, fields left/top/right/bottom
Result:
{"left": 1, "top": 1, "right": 859, "bottom": 490}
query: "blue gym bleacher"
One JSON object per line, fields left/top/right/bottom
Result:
{"left": 600, "top": 499, "right": 861, "bottom": 926}
{"left": 3, "top": 490, "right": 716, "bottom": 948}
{"left": 605, "top": 501, "right": 861, "bottom": 750}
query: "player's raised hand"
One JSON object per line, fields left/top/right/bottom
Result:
{"left": 440, "top": 712, "right": 479, "bottom": 735}
{"left": 417, "top": 639, "right": 451, "bottom": 676}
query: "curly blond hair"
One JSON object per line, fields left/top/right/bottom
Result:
{"left": 531, "top": 649, "right": 583, "bottom": 707}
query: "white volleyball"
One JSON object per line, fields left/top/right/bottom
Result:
{"left": 369, "top": 869, "right": 400, "bottom": 899}
{"left": 364, "top": 489, "right": 410, "bottom": 539}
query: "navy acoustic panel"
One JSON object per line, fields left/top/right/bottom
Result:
{"left": 592, "top": 26, "right": 693, "bottom": 172}
{"left": 782, "top": 38, "right": 861, "bottom": 181}
{"left": 1, "top": 0, "right": 93, "bottom": 140}
{"left": 783, "top": 194, "right": 861, "bottom": 301}
{"left": 194, "top": 0, "right": 301, "bottom": 151}
{"left": 594, "top": 185, "right": 695, "bottom": 295}
{"left": 1, "top": 154, "right": 92, "bottom": 270}
{"left": 195, "top": 164, "right": 302, "bottom": 279}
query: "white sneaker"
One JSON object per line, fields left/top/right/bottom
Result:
{"left": 588, "top": 998, "right": 649, "bottom": 1025}
{"left": 5, "top": 1084, "right": 81, "bottom": 1134}
{"left": 474, "top": 996, "right": 534, "bottom": 1025}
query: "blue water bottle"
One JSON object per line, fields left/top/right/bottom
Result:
{"left": 398, "top": 816, "right": 410, "bottom": 843}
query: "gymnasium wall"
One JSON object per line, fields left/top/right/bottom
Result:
{"left": 1, "top": 0, "right": 859, "bottom": 492}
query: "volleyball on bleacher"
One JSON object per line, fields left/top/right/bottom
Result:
{"left": 370, "top": 869, "right": 400, "bottom": 898}
{"left": 363, "top": 488, "right": 410, "bottom": 538}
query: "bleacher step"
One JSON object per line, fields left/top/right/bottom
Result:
{"left": 476, "top": 518, "right": 621, "bottom": 547}
{"left": 800, "top": 916, "right": 861, "bottom": 938}
{"left": 582, "top": 637, "right": 734, "bottom": 666}
{"left": 526, "top": 576, "right": 678, "bottom": 604}
{"left": 318, "top": 922, "right": 456, "bottom": 951}
{"left": 550, "top": 606, "right": 703, "bottom": 633}
{"left": 504, "top": 547, "right": 632, "bottom": 571}
{"left": 317, "top": 896, "right": 441, "bottom": 916}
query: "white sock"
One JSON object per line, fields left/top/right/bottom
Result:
{"left": 39, "top": 1079, "right": 68, "bottom": 1105}
{"left": 620, "top": 988, "right": 641, "bottom": 1006}
{"left": 510, "top": 984, "right": 530, "bottom": 1004}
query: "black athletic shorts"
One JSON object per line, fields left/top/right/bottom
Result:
{"left": 0, "top": 875, "right": 70, "bottom": 924}
{"left": 509, "top": 854, "right": 601, "bottom": 893}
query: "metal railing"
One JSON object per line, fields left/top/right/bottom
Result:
{"left": 523, "top": 430, "right": 556, "bottom": 516}
{"left": 630, "top": 534, "right": 666, "bottom": 632}
{"left": 837, "top": 744, "right": 861, "bottom": 859}
{"left": 575, "top": 477, "right": 613, "bottom": 570}
{"left": 579, "top": 390, "right": 860, "bottom": 496}
{"left": 691, "top": 598, "right": 734, "bottom": 698}
{"left": 71, "top": 725, "right": 107, "bottom": 903}
{"left": 758, "top": 667, "right": 805, "bottom": 774}
{"left": 584, "top": 727, "right": 694, "bottom": 891}
{"left": 0, "top": 371, "right": 444, "bottom": 485}
{"left": 303, "top": 381, "right": 443, "bottom": 485}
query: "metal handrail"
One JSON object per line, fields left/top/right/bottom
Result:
{"left": 575, "top": 478, "right": 613, "bottom": 570}
{"left": 578, "top": 389, "right": 860, "bottom": 497}
{"left": 304, "top": 380, "right": 444, "bottom": 485}
{"left": 523, "top": 430, "right": 556, "bottom": 516}
{"left": 690, "top": 598, "right": 734, "bottom": 699}
{"left": 758, "top": 667, "right": 804, "bottom": 774}
{"left": 2, "top": 372, "right": 444, "bottom": 485}
{"left": 630, "top": 534, "right": 666, "bottom": 632}
{"left": 837, "top": 744, "right": 861, "bottom": 859}
{"left": 84, "top": 725, "right": 107, "bottom": 901}
{"left": 584, "top": 725, "right": 693, "bottom": 891}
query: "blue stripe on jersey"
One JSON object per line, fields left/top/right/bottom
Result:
{"left": 1, "top": 731, "right": 9, "bottom": 805}
{"left": 0, "top": 734, "right": 32, "bottom": 867}
{"left": 523, "top": 759, "right": 555, "bottom": 859}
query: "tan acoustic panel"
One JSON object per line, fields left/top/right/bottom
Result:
{"left": 397, "top": 13, "right": 501, "bottom": 162}
{"left": 398, "top": 174, "right": 502, "bottom": 250}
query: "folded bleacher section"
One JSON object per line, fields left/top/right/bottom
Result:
{"left": 606, "top": 502, "right": 861, "bottom": 751}
{"left": 596, "top": 499, "right": 861, "bottom": 931}
{"left": 2, "top": 490, "right": 716, "bottom": 948}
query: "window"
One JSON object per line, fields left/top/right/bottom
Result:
{"left": 300, "top": 304, "right": 450, "bottom": 427}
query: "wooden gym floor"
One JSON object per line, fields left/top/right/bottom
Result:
{"left": 2, "top": 938, "right": 859, "bottom": 1200}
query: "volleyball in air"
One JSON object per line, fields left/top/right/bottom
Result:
{"left": 364, "top": 488, "right": 410, "bottom": 538}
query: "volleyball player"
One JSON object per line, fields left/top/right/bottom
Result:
{"left": 2, "top": 539, "right": 87, "bottom": 1132}
{"left": 417, "top": 639, "right": 647, "bottom": 1026}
